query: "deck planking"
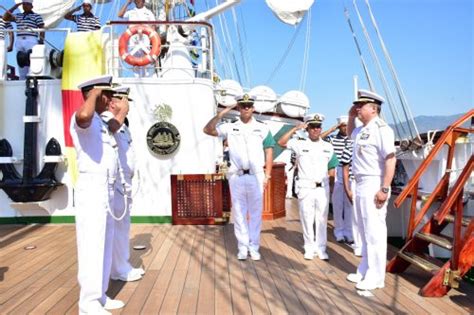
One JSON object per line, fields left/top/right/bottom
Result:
{"left": 0, "top": 199, "right": 473, "bottom": 314}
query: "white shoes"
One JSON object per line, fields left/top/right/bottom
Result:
{"left": 346, "top": 273, "right": 363, "bottom": 283}
{"left": 303, "top": 250, "right": 314, "bottom": 260}
{"left": 237, "top": 249, "right": 248, "bottom": 260}
{"left": 249, "top": 250, "right": 261, "bottom": 261}
{"left": 355, "top": 280, "right": 384, "bottom": 291}
{"left": 316, "top": 250, "right": 329, "bottom": 261}
{"left": 104, "top": 297, "right": 125, "bottom": 310}
{"left": 111, "top": 268, "right": 143, "bottom": 282}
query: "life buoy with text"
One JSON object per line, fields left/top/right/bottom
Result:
{"left": 118, "top": 25, "right": 161, "bottom": 67}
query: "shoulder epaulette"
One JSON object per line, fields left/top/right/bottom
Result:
{"left": 375, "top": 119, "right": 387, "bottom": 128}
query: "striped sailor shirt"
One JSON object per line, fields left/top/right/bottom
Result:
{"left": 0, "top": 18, "right": 13, "bottom": 41}
{"left": 340, "top": 141, "right": 354, "bottom": 179}
{"left": 13, "top": 12, "right": 44, "bottom": 38}
{"left": 72, "top": 14, "right": 101, "bottom": 32}
{"left": 325, "top": 133, "right": 350, "bottom": 166}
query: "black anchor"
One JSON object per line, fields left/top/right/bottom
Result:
{"left": 0, "top": 77, "right": 63, "bottom": 202}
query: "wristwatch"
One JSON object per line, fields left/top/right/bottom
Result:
{"left": 381, "top": 187, "right": 390, "bottom": 194}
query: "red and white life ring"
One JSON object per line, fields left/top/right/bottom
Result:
{"left": 118, "top": 25, "right": 161, "bottom": 67}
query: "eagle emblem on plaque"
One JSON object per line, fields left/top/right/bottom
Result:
{"left": 147, "top": 104, "right": 181, "bottom": 155}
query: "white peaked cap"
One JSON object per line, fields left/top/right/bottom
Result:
{"left": 304, "top": 113, "right": 325, "bottom": 124}
{"left": 83, "top": 0, "right": 93, "bottom": 4}
{"left": 354, "top": 89, "right": 385, "bottom": 105}
{"left": 337, "top": 115, "right": 348, "bottom": 125}
{"left": 235, "top": 93, "right": 256, "bottom": 104}
{"left": 22, "top": 0, "right": 33, "bottom": 4}
{"left": 77, "top": 74, "right": 113, "bottom": 91}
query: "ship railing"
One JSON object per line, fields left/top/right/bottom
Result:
{"left": 104, "top": 21, "right": 214, "bottom": 80}
{"left": 394, "top": 109, "right": 474, "bottom": 239}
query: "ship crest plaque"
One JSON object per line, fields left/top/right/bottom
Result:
{"left": 147, "top": 104, "right": 180, "bottom": 155}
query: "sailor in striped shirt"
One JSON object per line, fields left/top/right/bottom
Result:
{"left": 64, "top": 0, "right": 101, "bottom": 32}
{"left": 323, "top": 116, "right": 354, "bottom": 244}
{"left": 3, "top": 0, "right": 45, "bottom": 80}
{"left": 0, "top": 17, "right": 14, "bottom": 79}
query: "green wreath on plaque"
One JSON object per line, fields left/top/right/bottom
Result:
{"left": 147, "top": 103, "right": 181, "bottom": 155}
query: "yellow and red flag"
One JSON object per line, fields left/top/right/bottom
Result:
{"left": 61, "top": 30, "right": 105, "bottom": 185}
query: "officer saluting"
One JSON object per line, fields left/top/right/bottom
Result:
{"left": 203, "top": 94, "right": 275, "bottom": 261}
{"left": 278, "top": 114, "right": 338, "bottom": 260}
{"left": 70, "top": 75, "right": 128, "bottom": 314}
{"left": 345, "top": 90, "right": 396, "bottom": 291}
{"left": 103, "top": 87, "right": 145, "bottom": 282}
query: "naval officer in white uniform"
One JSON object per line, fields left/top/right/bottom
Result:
{"left": 70, "top": 75, "right": 129, "bottom": 314}
{"left": 102, "top": 87, "right": 145, "bottom": 282}
{"left": 346, "top": 90, "right": 396, "bottom": 291}
{"left": 278, "top": 114, "right": 338, "bottom": 260}
{"left": 203, "top": 94, "right": 275, "bottom": 261}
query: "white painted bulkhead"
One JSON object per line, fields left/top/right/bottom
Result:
{"left": 0, "top": 77, "right": 219, "bottom": 218}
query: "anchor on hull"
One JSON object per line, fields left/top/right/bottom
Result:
{"left": 0, "top": 77, "right": 63, "bottom": 202}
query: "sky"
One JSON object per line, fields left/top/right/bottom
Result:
{"left": 2, "top": 0, "right": 473, "bottom": 127}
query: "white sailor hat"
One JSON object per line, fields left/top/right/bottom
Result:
{"left": 77, "top": 74, "right": 113, "bottom": 92}
{"left": 112, "top": 86, "right": 133, "bottom": 101}
{"left": 22, "top": 0, "right": 33, "bottom": 4}
{"left": 337, "top": 115, "right": 348, "bottom": 125}
{"left": 83, "top": 0, "right": 93, "bottom": 5}
{"left": 353, "top": 89, "right": 385, "bottom": 105}
{"left": 235, "top": 93, "right": 256, "bottom": 105}
{"left": 304, "top": 113, "right": 325, "bottom": 125}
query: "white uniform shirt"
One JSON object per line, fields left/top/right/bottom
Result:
{"left": 351, "top": 117, "right": 395, "bottom": 176}
{"left": 287, "top": 137, "right": 337, "bottom": 183}
{"left": 115, "top": 124, "right": 136, "bottom": 179}
{"left": 124, "top": 7, "right": 156, "bottom": 21}
{"left": 70, "top": 113, "right": 118, "bottom": 177}
{"left": 216, "top": 118, "right": 274, "bottom": 175}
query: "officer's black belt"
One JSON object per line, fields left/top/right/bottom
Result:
{"left": 315, "top": 182, "right": 323, "bottom": 188}
{"left": 242, "top": 169, "right": 250, "bottom": 175}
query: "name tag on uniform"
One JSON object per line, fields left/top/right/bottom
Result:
{"left": 233, "top": 128, "right": 240, "bottom": 131}
{"left": 253, "top": 129, "right": 261, "bottom": 132}
{"left": 323, "top": 150, "right": 331, "bottom": 153}
{"left": 302, "top": 149, "right": 309, "bottom": 153}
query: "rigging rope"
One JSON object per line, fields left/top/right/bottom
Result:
{"left": 343, "top": 7, "right": 374, "bottom": 91}
{"left": 352, "top": 0, "right": 408, "bottom": 140}
{"left": 364, "top": 0, "right": 421, "bottom": 142}
{"left": 265, "top": 21, "right": 303, "bottom": 85}
{"left": 299, "top": 8, "right": 311, "bottom": 92}
{"left": 231, "top": 6, "right": 250, "bottom": 87}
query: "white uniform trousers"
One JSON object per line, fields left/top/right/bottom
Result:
{"left": 332, "top": 174, "right": 353, "bottom": 240}
{"left": 228, "top": 173, "right": 264, "bottom": 252}
{"left": 297, "top": 186, "right": 329, "bottom": 253}
{"left": 15, "top": 35, "right": 38, "bottom": 80}
{"left": 0, "top": 39, "right": 6, "bottom": 80}
{"left": 349, "top": 179, "right": 363, "bottom": 255}
{"left": 111, "top": 179, "right": 133, "bottom": 277}
{"left": 75, "top": 175, "right": 115, "bottom": 314}
{"left": 354, "top": 175, "right": 388, "bottom": 286}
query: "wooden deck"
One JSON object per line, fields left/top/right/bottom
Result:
{"left": 1, "top": 199, "right": 473, "bottom": 314}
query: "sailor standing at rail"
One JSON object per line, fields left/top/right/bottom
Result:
{"left": 102, "top": 87, "right": 145, "bottom": 282}
{"left": 203, "top": 94, "right": 275, "bottom": 261}
{"left": 70, "top": 75, "right": 128, "bottom": 314}
{"left": 278, "top": 114, "right": 338, "bottom": 260}
{"left": 346, "top": 90, "right": 396, "bottom": 291}
{"left": 3, "top": 0, "right": 44, "bottom": 80}
{"left": 0, "top": 16, "right": 14, "bottom": 79}
{"left": 64, "top": 0, "right": 101, "bottom": 32}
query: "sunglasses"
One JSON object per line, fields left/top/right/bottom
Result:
{"left": 307, "top": 124, "right": 322, "bottom": 129}
{"left": 238, "top": 104, "right": 254, "bottom": 109}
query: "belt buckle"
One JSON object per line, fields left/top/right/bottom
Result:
{"left": 315, "top": 182, "right": 322, "bottom": 188}
{"left": 242, "top": 169, "right": 250, "bottom": 175}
